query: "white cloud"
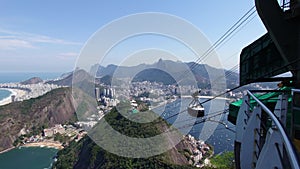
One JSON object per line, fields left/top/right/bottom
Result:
{"left": 0, "top": 38, "right": 35, "bottom": 50}
{"left": 0, "top": 28, "right": 82, "bottom": 50}
{"left": 27, "top": 34, "right": 81, "bottom": 45}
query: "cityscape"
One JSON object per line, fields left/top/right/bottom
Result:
{"left": 1, "top": 1, "right": 299, "bottom": 168}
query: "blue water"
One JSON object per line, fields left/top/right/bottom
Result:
{"left": 156, "top": 98, "right": 235, "bottom": 154}
{"left": 0, "top": 147, "right": 58, "bottom": 169}
{"left": 0, "top": 89, "right": 11, "bottom": 101}
{"left": 0, "top": 72, "right": 63, "bottom": 83}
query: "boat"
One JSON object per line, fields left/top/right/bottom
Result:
{"left": 187, "top": 90, "right": 205, "bottom": 117}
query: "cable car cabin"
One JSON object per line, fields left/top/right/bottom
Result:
{"left": 188, "top": 103, "right": 204, "bottom": 117}
{"left": 188, "top": 90, "right": 205, "bottom": 117}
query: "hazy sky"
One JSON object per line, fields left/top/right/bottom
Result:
{"left": 0, "top": 1, "right": 267, "bottom": 72}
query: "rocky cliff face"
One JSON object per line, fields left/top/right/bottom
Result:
{"left": 0, "top": 87, "right": 76, "bottom": 151}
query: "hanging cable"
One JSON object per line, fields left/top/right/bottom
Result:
{"left": 189, "top": 6, "right": 256, "bottom": 70}
{"left": 173, "top": 6, "right": 257, "bottom": 84}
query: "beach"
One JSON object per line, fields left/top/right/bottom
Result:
{"left": 0, "top": 88, "right": 27, "bottom": 106}
{"left": 21, "top": 141, "right": 63, "bottom": 150}
{"left": 0, "top": 141, "right": 63, "bottom": 155}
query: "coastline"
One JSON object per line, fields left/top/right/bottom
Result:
{"left": 181, "top": 95, "right": 230, "bottom": 100}
{"left": 0, "top": 88, "right": 27, "bottom": 106}
{"left": 0, "top": 147, "right": 15, "bottom": 154}
{"left": 0, "top": 141, "right": 63, "bottom": 154}
{"left": 21, "top": 141, "right": 64, "bottom": 150}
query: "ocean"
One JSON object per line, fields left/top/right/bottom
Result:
{"left": 0, "top": 72, "right": 63, "bottom": 103}
{"left": 0, "top": 147, "right": 58, "bottom": 169}
{"left": 0, "top": 89, "right": 12, "bottom": 101}
{"left": 0, "top": 72, "right": 63, "bottom": 83}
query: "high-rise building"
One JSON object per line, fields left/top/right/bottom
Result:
{"left": 103, "top": 88, "right": 107, "bottom": 97}
{"left": 107, "top": 88, "right": 110, "bottom": 97}
{"left": 111, "top": 88, "right": 115, "bottom": 98}
{"left": 95, "top": 88, "right": 100, "bottom": 100}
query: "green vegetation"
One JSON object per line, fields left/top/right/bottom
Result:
{"left": 102, "top": 107, "right": 168, "bottom": 138}
{"left": 53, "top": 136, "right": 197, "bottom": 169}
{"left": 31, "top": 126, "right": 43, "bottom": 135}
{"left": 13, "top": 136, "right": 23, "bottom": 146}
{"left": 54, "top": 140, "right": 82, "bottom": 169}
{"left": 209, "top": 151, "right": 234, "bottom": 169}
{"left": 54, "top": 133, "right": 70, "bottom": 144}
{"left": 53, "top": 108, "right": 197, "bottom": 169}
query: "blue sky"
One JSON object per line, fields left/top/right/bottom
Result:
{"left": 0, "top": 0, "right": 267, "bottom": 72}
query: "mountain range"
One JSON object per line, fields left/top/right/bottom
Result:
{"left": 50, "top": 59, "right": 238, "bottom": 89}
{"left": 94, "top": 59, "right": 239, "bottom": 88}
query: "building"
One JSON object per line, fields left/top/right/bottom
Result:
{"left": 43, "top": 128, "right": 54, "bottom": 137}
{"left": 43, "top": 124, "right": 65, "bottom": 137}
{"left": 95, "top": 87, "right": 100, "bottom": 100}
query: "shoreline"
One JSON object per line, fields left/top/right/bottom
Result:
{"left": 0, "top": 141, "right": 63, "bottom": 154}
{"left": 0, "top": 147, "right": 15, "bottom": 154}
{"left": 0, "top": 88, "right": 27, "bottom": 106}
{"left": 180, "top": 95, "right": 230, "bottom": 100}
{"left": 21, "top": 141, "right": 64, "bottom": 150}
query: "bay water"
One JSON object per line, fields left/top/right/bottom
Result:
{"left": 0, "top": 147, "right": 58, "bottom": 169}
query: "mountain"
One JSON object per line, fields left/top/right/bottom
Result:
{"left": 53, "top": 108, "right": 198, "bottom": 169}
{"left": 0, "top": 88, "right": 76, "bottom": 151}
{"left": 46, "top": 60, "right": 238, "bottom": 88}
{"left": 132, "top": 68, "right": 176, "bottom": 85}
{"left": 96, "top": 75, "right": 113, "bottom": 85}
{"left": 59, "top": 71, "right": 73, "bottom": 79}
{"left": 20, "top": 77, "right": 43, "bottom": 85}
{"left": 47, "top": 69, "right": 93, "bottom": 86}
{"left": 94, "top": 59, "right": 239, "bottom": 88}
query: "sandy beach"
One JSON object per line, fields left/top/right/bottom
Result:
{"left": 0, "top": 141, "right": 63, "bottom": 154}
{"left": 0, "top": 88, "right": 27, "bottom": 106}
{"left": 21, "top": 141, "right": 64, "bottom": 150}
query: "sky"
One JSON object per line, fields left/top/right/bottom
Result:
{"left": 0, "top": 0, "right": 267, "bottom": 73}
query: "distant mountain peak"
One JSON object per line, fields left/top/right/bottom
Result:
{"left": 20, "top": 77, "right": 43, "bottom": 85}
{"left": 47, "top": 69, "right": 92, "bottom": 86}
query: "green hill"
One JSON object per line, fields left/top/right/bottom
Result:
{"left": 53, "top": 108, "right": 198, "bottom": 169}
{"left": 0, "top": 87, "right": 76, "bottom": 151}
